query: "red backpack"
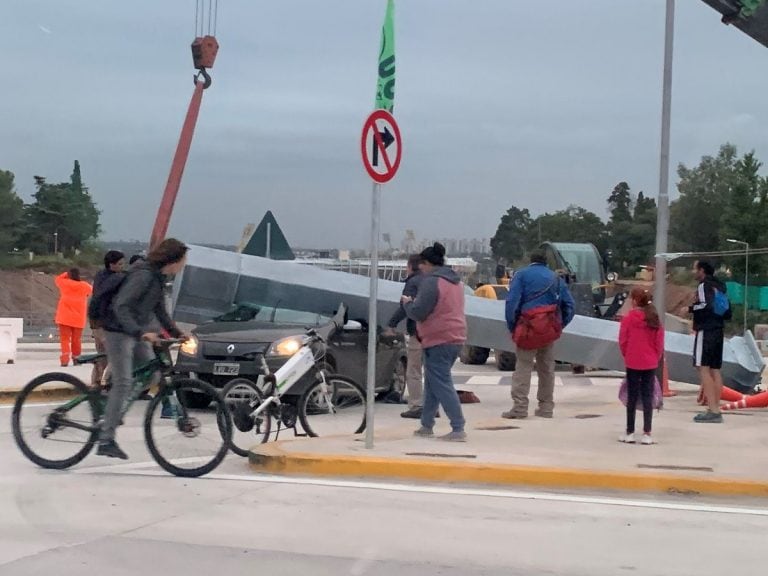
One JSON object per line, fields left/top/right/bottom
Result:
{"left": 512, "top": 278, "right": 563, "bottom": 350}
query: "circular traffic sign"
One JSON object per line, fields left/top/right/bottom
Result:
{"left": 360, "top": 109, "right": 402, "bottom": 184}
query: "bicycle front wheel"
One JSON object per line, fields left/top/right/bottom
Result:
{"left": 298, "top": 374, "right": 366, "bottom": 438}
{"left": 144, "top": 378, "right": 232, "bottom": 477}
{"left": 12, "top": 372, "right": 99, "bottom": 469}
{"left": 222, "top": 377, "right": 271, "bottom": 457}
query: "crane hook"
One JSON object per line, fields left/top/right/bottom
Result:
{"left": 194, "top": 68, "right": 212, "bottom": 89}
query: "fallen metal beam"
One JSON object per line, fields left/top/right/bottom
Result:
{"left": 172, "top": 246, "right": 765, "bottom": 390}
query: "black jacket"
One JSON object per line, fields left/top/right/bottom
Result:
{"left": 103, "top": 261, "right": 181, "bottom": 338}
{"left": 388, "top": 272, "right": 423, "bottom": 336}
{"left": 90, "top": 268, "right": 119, "bottom": 328}
{"left": 689, "top": 276, "right": 726, "bottom": 331}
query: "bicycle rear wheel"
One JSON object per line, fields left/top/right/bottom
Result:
{"left": 222, "top": 378, "right": 271, "bottom": 457}
{"left": 298, "top": 374, "right": 366, "bottom": 437}
{"left": 144, "top": 378, "right": 232, "bottom": 477}
{"left": 12, "top": 373, "right": 99, "bottom": 469}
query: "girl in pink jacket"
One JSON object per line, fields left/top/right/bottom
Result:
{"left": 618, "top": 288, "right": 664, "bottom": 445}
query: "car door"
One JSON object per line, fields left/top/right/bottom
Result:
{"left": 328, "top": 320, "right": 403, "bottom": 393}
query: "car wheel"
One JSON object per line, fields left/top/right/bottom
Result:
{"left": 495, "top": 351, "right": 517, "bottom": 372}
{"left": 460, "top": 345, "right": 489, "bottom": 365}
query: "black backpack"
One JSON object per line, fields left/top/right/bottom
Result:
{"left": 88, "top": 273, "right": 126, "bottom": 324}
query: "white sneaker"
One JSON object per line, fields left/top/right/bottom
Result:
{"left": 618, "top": 433, "right": 635, "bottom": 444}
{"left": 641, "top": 434, "right": 655, "bottom": 445}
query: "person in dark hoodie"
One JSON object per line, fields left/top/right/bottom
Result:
{"left": 97, "top": 238, "right": 188, "bottom": 459}
{"left": 689, "top": 260, "right": 730, "bottom": 424}
{"left": 402, "top": 243, "right": 467, "bottom": 442}
{"left": 89, "top": 250, "right": 125, "bottom": 387}
{"left": 385, "top": 254, "right": 425, "bottom": 418}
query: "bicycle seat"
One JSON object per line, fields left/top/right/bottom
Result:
{"left": 73, "top": 353, "right": 107, "bottom": 365}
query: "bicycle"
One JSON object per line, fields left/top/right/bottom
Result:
{"left": 12, "top": 339, "right": 233, "bottom": 478}
{"left": 222, "top": 319, "right": 367, "bottom": 457}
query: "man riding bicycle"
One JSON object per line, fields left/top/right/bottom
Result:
{"left": 97, "top": 238, "right": 189, "bottom": 459}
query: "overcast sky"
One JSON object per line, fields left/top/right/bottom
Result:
{"left": 2, "top": 0, "right": 768, "bottom": 250}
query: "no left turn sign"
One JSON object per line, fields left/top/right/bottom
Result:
{"left": 361, "top": 109, "right": 402, "bottom": 184}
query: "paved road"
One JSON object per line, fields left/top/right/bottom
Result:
{"left": 2, "top": 365, "right": 768, "bottom": 575}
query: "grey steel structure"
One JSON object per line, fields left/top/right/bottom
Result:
{"left": 172, "top": 246, "right": 765, "bottom": 390}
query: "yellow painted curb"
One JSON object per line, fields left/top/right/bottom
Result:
{"left": 249, "top": 442, "right": 768, "bottom": 498}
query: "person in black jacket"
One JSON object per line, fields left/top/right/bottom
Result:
{"left": 689, "top": 260, "right": 727, "bottom": 424}
{"left": 89, "top": 250, "right": 125, "bottom": 387}
{"left": 385, "top": 254, "right": 425, "bottom": 418}
{"left": 97, "top": 239, "right": 188, "bottom": 459}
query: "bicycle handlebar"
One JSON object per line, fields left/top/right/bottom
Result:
{"left": 154, "top": 338, "right": 187, "bottom": 347}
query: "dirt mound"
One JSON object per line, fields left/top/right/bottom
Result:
{"left": 0, "top": 270, "right": 59, "bottom": 325}
{"left": 613, "top": 280, "right": 695, "bottom": 315}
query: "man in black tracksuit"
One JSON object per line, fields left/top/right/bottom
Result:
{"left": 689, "top": 260, "right": 728, "bottom": 423}
{"left": 89, "top": 250, "right": 125, "bottom": 387}
{"left": 385, "top": 254, "right": 425, "bottom": 418}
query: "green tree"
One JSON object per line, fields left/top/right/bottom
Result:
{"left": 0, "top": 170, "right": 24, "bottom": 254}
{"left": 624, "top": 192, "right": 657, "bottom": 267}
{"left": 607, "top": 181, "right": 633, "bottom": 223}
{"left": 22, "top": 161, "right": 100, "bottom": 254}
{"left": 670, "top": 144, "right": 739, "bottom": 252}
{"left": 491, "top": 205, "right": 533, "bottom": 263}
{"left": 719, "top": 152, "right": 768, "bottom": 277}
{"left": 606, "top": 181, "right": 635, "bottom": 270}
{"left": 535, "top": 205, "right": 607, "bottom": 253}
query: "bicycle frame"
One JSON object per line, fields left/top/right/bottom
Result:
{"left": 247, "top": 344, "right": 319, "bottom": 419}
{"left": 55, "top": 346, "right": 180, "bottom": 434}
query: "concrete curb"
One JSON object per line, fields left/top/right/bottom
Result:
{"left": 0, "top": 387, "right": 75, "bottom": 405}
{"left": 248, "top": 442, "right": 768, "bottom": 498}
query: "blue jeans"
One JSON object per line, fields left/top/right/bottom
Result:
{"left": 421, "top": 344, "right": 465, "bottom": 432}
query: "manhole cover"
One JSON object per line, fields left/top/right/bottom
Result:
{"left": 573, "top": 414, "right": 602, "bottom": 419}
{"left": 405, "top": 452, "right": 477, "bottom": 459}
{"left": 475, "top": 425, "right": 520, "bottom": 431}
{"left": 638, "top": 464, "right": 714, "bottom": 473}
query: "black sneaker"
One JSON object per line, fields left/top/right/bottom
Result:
{"left": 96, "top": 440, "right": 129, "bottom": 460}
{"left": 400, "top": 407, "right": 423, "bottom": 419}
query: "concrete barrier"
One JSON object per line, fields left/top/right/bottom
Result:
{"left": 0, "top": 318, "right": 23, "bottom": 364}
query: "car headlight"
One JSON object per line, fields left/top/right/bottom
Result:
{"left": 267, "top": 336, "right": 304, "bottom": 357}
{"left": 180, "top": 335, "right": 199, "bottom": 356}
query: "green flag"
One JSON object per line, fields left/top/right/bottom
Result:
{"left": 374, "top": 0, "right": 395, "bottom": 112}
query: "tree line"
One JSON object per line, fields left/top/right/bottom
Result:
{"left": 491, "top": 143, "right": 768, "bottom": 278}
{"left": 0, "top": 161, "right": 100, "bottom": 258}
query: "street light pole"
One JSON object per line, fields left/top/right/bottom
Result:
{"left": 727, "top": 238, "right": 749, "bottom": 333}
{"left": 654, "top": 0, "right": 676, "bottom": 333}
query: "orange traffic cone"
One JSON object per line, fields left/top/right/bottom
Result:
{"left": 699, "top": 386, "right": 746, "bottom": 406}
{"left": 661, "top": 358, "right": 676, "bottom": 397}
{"left": 720, "top": 386, "right": 745, "bottom": 402}
{"left": 721, "top": 391, "right": 768, "bottom": 411}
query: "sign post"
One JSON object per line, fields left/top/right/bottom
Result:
{"left": 360, "top": 109, "right": 402, "bottom": 449}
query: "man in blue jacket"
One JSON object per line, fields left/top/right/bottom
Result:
{"left": 503, "top": 250, "right": 575, "bottom": 419}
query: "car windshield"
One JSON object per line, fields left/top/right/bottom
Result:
{"left": 552, "top": 243, "right": 604, "bottom": 287}
{"left": 216, "top": 304, "right": 329, "bottom": 325}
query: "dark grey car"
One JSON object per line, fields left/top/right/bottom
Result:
{"left": 174, "top": 305, "right": 407, "bottom": 404}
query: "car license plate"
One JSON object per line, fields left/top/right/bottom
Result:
{"left": 213, "top": 362, "right": 240, "bottom": 376}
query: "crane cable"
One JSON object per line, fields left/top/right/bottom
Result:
{"left": 194, "top": 0, "right": 219, "bottom": 38}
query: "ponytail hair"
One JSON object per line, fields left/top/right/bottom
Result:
{"left": 630, "top": 287, "right": 660, "bottom": 329}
